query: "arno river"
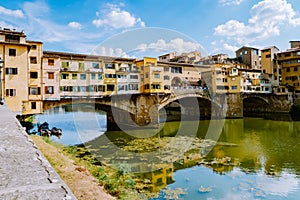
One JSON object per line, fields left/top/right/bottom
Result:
{"left": 32, "top": 104, "right": 300, "bottom": 200}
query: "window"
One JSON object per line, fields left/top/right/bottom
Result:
{"left": 266, "top": 54, "right": 271, "bottom": 58}
{"left": 72, "top": 74, "right": 77, "bottom": 80}
{"left": 231, "top": 86, "right": 238, "bottom": 90}
{"left": 5, "top": 35, "right": 20, "bottom": 43}
{"left": 164, "top": 75, "right": 170, "bottom": 80}
{"left": 287, "top": 68, "right": 290, "bottom": 72}
{"left": 294, "top": 67, "right": 298, "bottom": 71}
{"left": 129, "top": 84, "right": 139, "bottom": 90}
{"left": 8, "top": 49, "right": 16, "bottom": 56}
{"left": 78, "top": 86, "right": 87, "bottom": 92}
{"left": 107, "top": 84, "right": 115, "bottom": 91}
{"left": 144, "top": 84, "right": 150, "bottom": 90}
{"left": 130, "top": 75, "right": 138, "bottom": 79}
{"left": 30, "top": 72, "right": 38, "bottom": 79}
{"left": 222, "top": 78, "right": 228, "bottom": 82}
{"left": 145, "top": 73, "right": 149, "bottom": 78}
{"left": 91, "top": 73, "right": 96, "bottom": 80}
{"left": 164, "top": 85, "right": 170, "bottom": 90}
{"left": 78, "top": 62, "right": 84, "bottom": 71}
{"left": 6, "top": 89, "right": 16, "bottom": 96}
{"left": 105, "top": 74, "right": 116, "bottom": 78}
{"left": 171, "top": 66, "right": 182, "bottom": 74}
{"left": 31, "top": 45, "right": 37, "bottom": 50}
{"left": 61, "top": 73, "right": 69, "bottom": 79}
{"left": 80, "top": 74, "right": 86, "bottom": 80}
{"left": 5, "top": 68, "right": 18, "bottom": 75}
{"left": 30, "top": 57, "right": 37, "bottom": 64}
{"left": 105, "top": 63, "right": 114, "bottom": 69}
{"left": 244, "top": 50, "right": 248, "bottom": 54}
{"left": 151, "top": 84, "right": 161, "bottom": 89}
{"left": 117, "top": 74, "right": 127, "bottom": 79}
{"left": 98, "top": 85, "right": 105, "bottom": 92}
{"left": 98, "top": 74, "right": 102, "bottom": 80}
{"left": 48, "top": 59, "right": 54, "bottom": 66}
{"left": 31, "top": 102, "right": 36, "bottom": 110}
{"left": 62, "top": 61, "right": 69, "bottom": 69}
{"left": 28, "top": 87, "right": 41, "bottom": 95}
{"left": 92, "top": 63, "right": 100, "bottom": 69}
{"left": 217, "top": 86, "right": 229, "bottom": 90}
{"left": 118, "top": 85, "right": 128, "bottom": 91}
{"left": 48, "top": 72, "right": 54, "bottom": 79}
{"left": 45, "top": 86, "right": 54, "bottom": 94}
{"left": 164, "top": 67, "right": 169, "bottom": 72}
{"left": 154, "top": 73, "right": 160, "bottom": 78}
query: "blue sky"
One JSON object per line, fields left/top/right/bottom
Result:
{"left": 1, "top": 0, "right": 300, "bottom": 58}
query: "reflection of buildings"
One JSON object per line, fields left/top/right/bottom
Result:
{"left": 135, "top": 163, "right": 174, "bottom": 192}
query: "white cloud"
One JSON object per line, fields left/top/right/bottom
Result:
{"left": 93, "top": 46, "right": 131, "bottom": 58}
{"left": 68, "top": 21, "right": 82, "bottom": 29}
{"left": 223, "top": 43, "right": 239, "bottom": 52}
{"left": 219, "top": 0, "right": 246, "bottom": 6}
{"left": 136, "top": 38, "right": 200, "bottom": 54}
{"left": 0, "top": 6, "right": 25, "bottom": 18}
{"left": 0, "top": 21, "right": 18, "bottom": 30}
{"left": 214, "top": 0, "right": 300, "bottom": 45}
{"left": 93, "top": 4, "right": 145, "bottom": 29}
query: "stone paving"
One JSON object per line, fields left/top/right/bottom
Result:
{"left": 0, "top": 105, "right": 76, "bottom": 200}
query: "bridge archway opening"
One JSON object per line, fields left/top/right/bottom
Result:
{"left": 159, "top": 96, "right": 222, "bottom": 122}
{"left": 243, "top": 97, "right": 269, "bottom": 117}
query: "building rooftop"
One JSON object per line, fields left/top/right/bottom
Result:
{"left": 43, "top": 51, "right": 136, "bottom": 62}
{"left": 235, "top": 46, "right": 259, "bottom": 52}
{"left": 0, "top": 28, "right": 26, "bottom": 37}
{"left": 261, "top": 46, "right": 279, "bottom": 51}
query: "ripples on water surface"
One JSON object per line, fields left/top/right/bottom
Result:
{"left": 34, "top": 105, "right": 300, "bottom": 199}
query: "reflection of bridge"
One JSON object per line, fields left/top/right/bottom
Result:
{"left": 43, "top": 90, "right": 294, "bottom": 131}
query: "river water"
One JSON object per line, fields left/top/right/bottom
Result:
{"left": 33, "top": 105, "right": 300, "bottom": 200}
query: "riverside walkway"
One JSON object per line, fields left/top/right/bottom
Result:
{"left": 0, "top": 105, "right": 76, "bottom": 200}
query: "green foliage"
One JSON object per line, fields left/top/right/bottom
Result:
{"left": 115, "top": 162, "right": 131, "bottom": 177}
{"left": 125, "top": 178, "right": 135, "bottom": 189}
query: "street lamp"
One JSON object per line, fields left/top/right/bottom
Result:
{"left": 0, "top": 59, "right": 4, "bottom": 105}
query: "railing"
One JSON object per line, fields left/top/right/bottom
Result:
{"left": 170, "top": 86, "right": 209, "bottom": 97}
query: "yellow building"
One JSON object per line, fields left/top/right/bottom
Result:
{"left": 276, "top": 43, "right": 300, "bottom": 94}
{"left": 24, "top": 41, "right": 44, "bottom": 114}
{"left": 202, "top": 64, "right": 241, "bottom": 94}
{"left": 0, "top": 28, "right": 43, "bottom": 114}
{"left": 136, "top": 57, "right": 164, "bottom": 93}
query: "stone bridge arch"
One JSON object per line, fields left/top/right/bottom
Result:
{"left": 43, "top": 96, "right": 136, "bottom": 115}
{"left": 242, "top": 95, "right": 270, "bottom": 105}
{"left": 158, "top": 93, "right": 224, "bottom": 120}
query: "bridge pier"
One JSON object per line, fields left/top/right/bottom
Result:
{"left": 106, "top": 94, "right": 160, "bottom": 131}
{"left": 222, "top": 93, "right": 243, "bottom": 118}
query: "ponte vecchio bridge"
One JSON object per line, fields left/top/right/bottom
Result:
{"left": 42, "top": 89, "right": 295, "bottom": 131}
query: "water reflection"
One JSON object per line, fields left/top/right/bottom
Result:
{"left": 34, "top": 106, "right": 300, "bottom": 199}
{"left": 32, "top": 104, "right": 107, "bottom": 145}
